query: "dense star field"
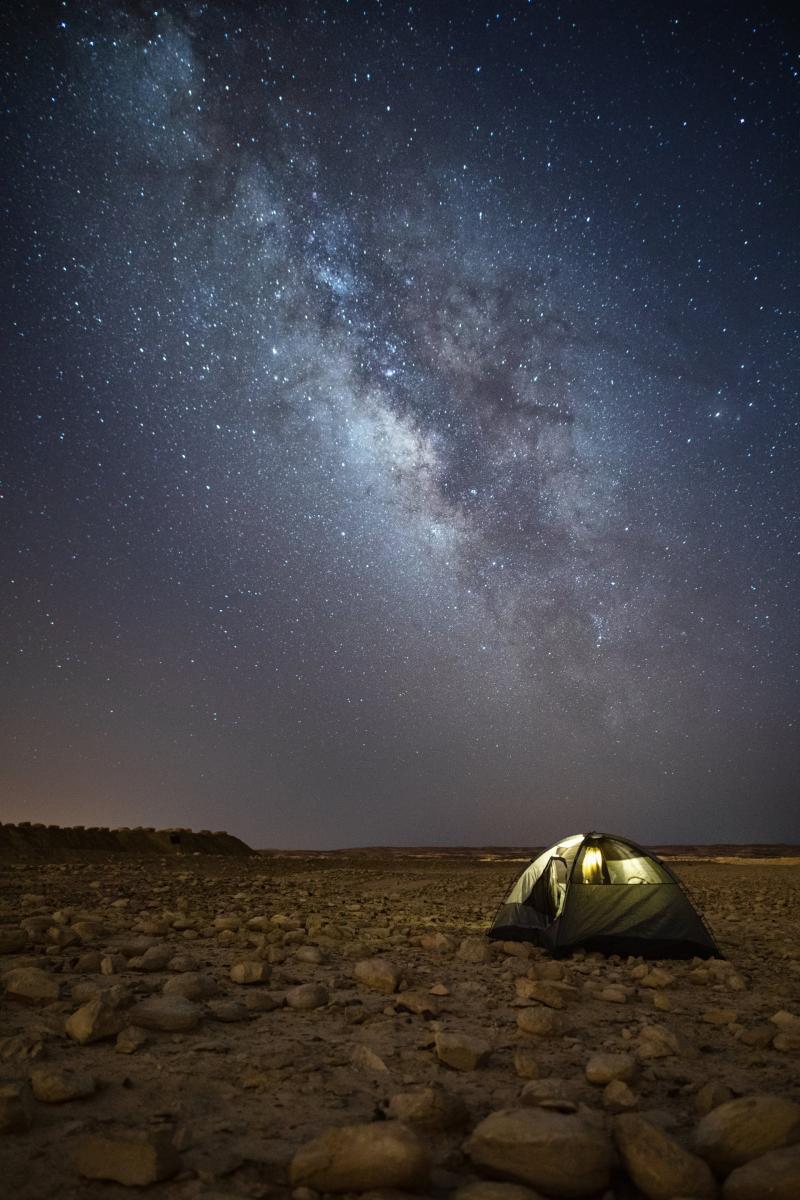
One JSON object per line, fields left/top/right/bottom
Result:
{"left": 2, "top": 3, "right": 798, "bottom": 846}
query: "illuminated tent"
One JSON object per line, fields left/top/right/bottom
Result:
{"left": 488, "top": 832, "right": 720, "bottom": 958}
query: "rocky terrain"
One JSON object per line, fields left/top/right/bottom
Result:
{"left": 1, "top": 847, "right": 800, "bottom": 1199}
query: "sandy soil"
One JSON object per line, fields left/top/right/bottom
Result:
{"left": 1, "top": 852, "right": 799, "bottom": 1198}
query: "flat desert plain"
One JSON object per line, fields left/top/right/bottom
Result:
{"left": 2, "top": 848, "right": 800, "bottom": 1199}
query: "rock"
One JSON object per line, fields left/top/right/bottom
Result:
{"left": 636, "top": 1024, "right": 681, "bottom": 1059}
{"left": 695, "top": 1080, "right": 734, "bottom": 1115}
{"left": 353, "top": 958, "right": 400, "bottom": 993}
{"left": 285, "top": 982, "right": 329, "bottom": 1010}
{"left": 694, "top": 1094, "right": 800, "bottom": 1174}
{"left": 435, "top": 1029, "right": 491, "bottom": 1071}
{"left": 513, "top": 1046, "right": 541, "bottom": 1078}
{"left": 384, "top": 1085, "right": 468, "bottom": 1130}
{"left": 128, "top": 945, "right": 172, "bottom": 971}
{"left": 289, "top": 1120, "right": 430, "bottom": 1192}
{"left": 295, "top": 945, "right": 324, "bottom": 964}
{"left": 456, "top": 937, "right": 493, "bottom": 964}
{"left": 465, "top": 1107, "right": 614, "bottom": 1197}
{"left": 722, "top": 1144, "right": 800, "bottom": 1200}
{"left": 516, "top": 1007, "right": 565, "bottom": 1037}
{"left": 702, "top": 1007, "right": 738, "bottom": 1026}
{"left": 229, "top": 961, "right": 270, "bottom": 985}
{"left": 207, "top": 999, "right": 248, "bottom": 1022}
{"left": 394, "top": 989, "right": 439, "bottom": 1016}
{"left": 453, "top": 1183, "right": 544, "bottom": 1200}
{"left": 30, "top": 1066, "right": 95, "bottom": 1103}
{"left": 128, "top": 995, "right": 203, "bottom": 1032}
{"left": 115, "top": 1025, "right": 148, "bottom": 1054}
{"left": 585, "top": 1052, "right": 636, "bottom": 1085}
{"left": 75, "top": 1131, "right": 181, "bottom": 1185}
{"left": 614, "top": 1112, "right": 715, "bottom": 1200}
{"left": 640, "top": 968, "right": 674, "bottom": 989}
{"left": 0, "top": 1083, "right": 32, "bottom": 1133}
{"left": 603, "top": 1079, "right": 638, "bottom": 1111}
{"left": 66, "top": 990, "right": 126, "bottom": 1044}
{"left": 163, "top": 972, "right": 221, "bottom": 1001}
{"left": 0, "top": 929, "right": 27, "bottom": 955}
{"left": 515, "top": 978, "right": 568, "bottom": 1009}
{"left": 598, "top": 985, "right": 628, "bottom": 1004}
{"left": 520, "top": 1078, "right": 580, "bottom": 1113}
{"left": 351, "top": 1044, "right": 389, "bottom": 1073}
{"left": 100, "top": 953, "right": 128, "bottom": 975}
{"left": 3, "top": 966, "right": 60, "bottom": 1003}
{"left": 420, "top": 931, "right": 454, "bottom": 953}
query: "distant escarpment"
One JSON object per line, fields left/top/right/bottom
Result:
{"left": 0, "top": 822, "right": 252, "bottom": 859}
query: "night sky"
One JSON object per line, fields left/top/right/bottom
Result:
{"left": 2, "top": 3, "right": 798, "bottom": 849}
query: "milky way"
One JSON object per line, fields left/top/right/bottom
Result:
{"left": 2, "top": 3, "right": 798, "bottom": 846}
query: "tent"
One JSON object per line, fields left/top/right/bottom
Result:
{"left": 488, "top": 832, "right": 720, "bottom": 958}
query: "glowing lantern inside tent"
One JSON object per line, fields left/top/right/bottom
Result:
{"left": 582, "top": 844, "right": 605, "bottom": 884}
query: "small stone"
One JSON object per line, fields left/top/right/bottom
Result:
{"left": 520, "top": 1078, "right": 580, "bottom": 1113}
{"left": 603, "top": 1079, "right": 638, "bottom": 1111}
{"left": 585, "top": 1052, "right": 636, "bottom": 1086}
{"left": 384, "top": 1085, "right": 468, "bottom": 1131}
{"left": 702, "top": 1007, "right": 738, "bottom": 1026}
{"left": 4, "top": 966, "right": 60, "bottom": 1004}
{"left": 694, "top": 1094, "right": 800, "bottom": 1174}
{"left": 465, "top": 1107, "right": 614, "bottom": 1197}
{"left": 353, "top": 958, "right": 400, "bottom": 993}
{"left": 289, "top": 1121, "right": 430, "bottom": 1192}
{"left": 207, "top": 999, "right": 248, "bottom": 1022}
{"left": 128, "top": 994, "right": 203, "bottom": 1032}
{"left": 598, "top": 985, "right": 628, "bottom": 1004}
{"left": 420, "top": 931, "right": 454, "bottom": 953}
{"left": 294, "top": 945, "right": 324, "bottom": 964}
{"left": 614, "top": 1112, "right": 715, "bottom": 1200}
{"left": 640, "top": 968, "right": 674, "bottom": 989}
{"left": 163, "top": 972, "right": 221, "bottom": 1001}
{"left": 286, "top": 982, "right": 329, "bottom": 1010}
{"left": 75, "top": 1131, "right": 181, "bottom": 1186}
{"left": 515, "top": 978, "right": 568, "bottom": 1009}
{"left": 394, "top": 989, "right": 439, "bottom": 1016}
{"left": 128, "top": 945, "right": 172, "bottom": 972}
{"left": 351, "top": 1044, "right": 389, "bottom": 1073}
{"left": 30, "top": 1066, "right": 95, "bottom": 1103}
{"left": 435, "top": 1029, "right": 491, "bottom": 1071}
{"left": 243, "top": 990, "right": 282, "bottom": 1012}
{"left": 453, "top": 1183, "right": 544, "bottom": 1200}
{"left": 430, "top": 982, "right": 450, "bottom": 996}
{"left": 516, "top": 1007, "right": 565, "bottom": 1037}
{"left": 513, "top": 1046, "right": 541, "bottom": 1078}
{"left": 722, "top": 1144, "right": 800, "bottom": 1200}
{"left": 100, "top": 954, "right": 128, "bottom": 975}
{"left": 0, "top": 1083, "right": 32, "bottom": 1133}
{"left": 636, "top": 1024, "right": 681, "bottom": 1059}
{"left": 66, "top": 990, "right": 126, "bottom": 1044}
{"left": 456, "top": 937, "right": 493, "bottom": 964}
{"left": 115, "top": 1026, "right": 148, "bottom": 1054}
{"left": 230, "top": 961, "right": 270, "bottom": 985}
{"left": 695, "top": 1080, "right": 734, "bottom": 1115}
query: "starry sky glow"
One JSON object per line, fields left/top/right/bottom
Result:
{"left": 2, "top": 2, "right": 798, "bottom": 847}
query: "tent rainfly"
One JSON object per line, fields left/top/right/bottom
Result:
{"left": 488, "top": 831, "right": 721, "bottom": 958}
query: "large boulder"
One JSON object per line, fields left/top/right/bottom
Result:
{"left": 464, "top": 1107, "right": 614, "bottom": 1197}
{"left": 723, "top": 1144, "right": 800, "bottom": 1200}
{"left": 614, "top": 1113, "right": 715, "bottom": 1200}
{"left": 694, "top": 1094, "right": 800, "bottom": 1174}
{"left": 289, "top": 1120, "right": 429, "bottom": 1192}
{"left": 74, "top": 1131, "right": 181, "bottom": 1185}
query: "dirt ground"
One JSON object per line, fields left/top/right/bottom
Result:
{"left": 1, "top": 851, "right": 799, "bottom": 1198}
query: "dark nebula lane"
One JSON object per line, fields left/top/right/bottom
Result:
{"left": 2, "top": 3, "right": 798, "bottom": 847}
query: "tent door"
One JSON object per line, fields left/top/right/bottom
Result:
{"left": 545, "top": 855, "right": 568, "bottom": 921}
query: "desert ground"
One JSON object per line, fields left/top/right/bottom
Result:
{"left": 2, "top": 841, "right": 800, "bottom": 1199}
